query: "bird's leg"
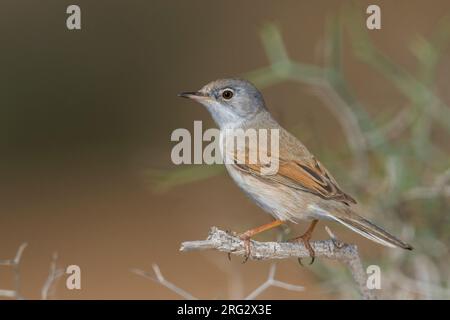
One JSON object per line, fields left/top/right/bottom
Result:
{"left": 289, "top": 219, "right": 318, "bottom": 265}
{"left": 236, "top": 220, "right": 284, "bottom": 263}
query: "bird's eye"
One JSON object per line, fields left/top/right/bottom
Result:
{"left": 222, "top": 89, "right": 234, "bottom": 100}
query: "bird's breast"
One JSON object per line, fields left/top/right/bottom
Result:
{"left": 224, "top": 162, "right": 312, "bottom": 223}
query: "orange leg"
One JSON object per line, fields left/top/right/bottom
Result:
{"left": 234, "top": 220, "right": 284, "bottom": 263}
{"left": 240, "top": 220, "right": 284, "bottom": 239}
{"left": 290, "top": 219, "right": 319, "bottom": 265}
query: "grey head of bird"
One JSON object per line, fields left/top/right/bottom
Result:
{"left": 178, "top": 78, "right": 267, "bottom": 128}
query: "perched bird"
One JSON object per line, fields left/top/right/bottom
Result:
{"left": 179, "top": 78, "right": 413, "bottom": 264}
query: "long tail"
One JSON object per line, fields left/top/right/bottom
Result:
{"left": 329, "top": 212, "right": 413, "bottom": 250}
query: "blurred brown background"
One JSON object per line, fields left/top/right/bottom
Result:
{"left": 0, "top": 0, "right": 449, "bottom": 299}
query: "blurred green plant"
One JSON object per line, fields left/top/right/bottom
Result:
{"left": 147, "top": 2, "right": 450, "bottom": 299}
{"left": 145, "top": 165, "right": 224, "bottom": 193}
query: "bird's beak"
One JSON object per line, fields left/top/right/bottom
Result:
{"left": 178, "top": 91, "right": 208, "bottom": 101}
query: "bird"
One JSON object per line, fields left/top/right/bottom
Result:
{"left": 178, "top": 78, "right": 413, "bottom": 264}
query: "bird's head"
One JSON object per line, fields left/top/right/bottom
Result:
{"left": 178, "top": 78, "right": 266, "bottom": 128}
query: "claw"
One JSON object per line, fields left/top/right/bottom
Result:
{"left": 297, "top": 250, "right": 315, "bottom": 266}
{"left": 240, "top": 236, "right": 251, "bottom": 264}
{"left": 290, "top": 220, "right": 318, "bottom": 266}
{"left": 229, "top": 220, "right": 285, "bottom": 264}
{"left": 226, "top": 230, "right": 235, "bottom": 261}
{"left": 298, "top": 257, "right": 315, "bottom": 266}
{"left": 292, "top": 236, "right": 316, "bottom": 266}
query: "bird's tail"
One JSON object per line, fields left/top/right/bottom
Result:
{"left": 330, "top": 212, "right": 413, "bottom": 250}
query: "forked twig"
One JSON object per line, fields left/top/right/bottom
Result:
{"left": 180, "top": 227, "right": 376, "bottom": 300}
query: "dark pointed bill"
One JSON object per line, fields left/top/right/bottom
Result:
{"left": 177, "top": 91, "right": 207, "bottom": 100}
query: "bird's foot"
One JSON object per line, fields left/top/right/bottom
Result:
{"left": 225, "top": 229, "right": 234, "bottom": 261}
{"left": 229, "top": 220, "right": 284, "bottom": 263}
{"left": 289, "top": 233, "right": 316, "bottom": 266}
{"left": 224, "top": 230, "right": 251, "bottom": 263}
{"left": 238, "top": 233, "right": 253, "bottom": 264}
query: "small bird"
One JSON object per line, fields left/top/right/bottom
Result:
{"left": 179, "top": 78, "right": 413, "bottom": 264}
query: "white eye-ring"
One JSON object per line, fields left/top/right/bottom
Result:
{"left": 221, "top": 89, "right": 234, "bottom": 100}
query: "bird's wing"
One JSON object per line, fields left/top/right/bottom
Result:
{"left": 231, "top": 147, "right": 357, "bottom": 206}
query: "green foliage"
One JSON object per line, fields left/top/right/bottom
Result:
{"left": 145, "top": 165, "right": 224, "bottom": 193}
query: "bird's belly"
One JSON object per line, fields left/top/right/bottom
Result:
{"left": 225, "top": 163, "right": 311, "bottom": 222}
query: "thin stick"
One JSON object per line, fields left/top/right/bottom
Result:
{"left": 180, "top": 227, "right": 376, "bottom": 300}
{"left": 131, "top": 264, "right": 197, "bottom": 300}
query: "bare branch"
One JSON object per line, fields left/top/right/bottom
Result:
{"left": 0, "top": 289, "right": 17, "bottom": 298}
{"left": 13, "top": 243, "right": 28, "bottom": 265}
{"left": 132, "top": 264, "right": 197, "bottom": 300}
{"left": 0, "top": 243, "right": 28, "bottom": 299}
{"left": 180, "top": 227, "right": 376, "bottom": 300}
{"left": 41, "top": 253, "right": 65, "bottom": 300}
{"left": 245, "top": 264, "right": 304, "bottom": 300}
{"left": 1, "top": 244, "right": 65, "bottom": 300}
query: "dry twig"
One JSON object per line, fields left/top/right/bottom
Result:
{"left": 131, "top": 264, "right": 198, "bottom": 300}
{"left": 41, "top": 253, "right": 65, "bottom": 300}
{"left": 0, "top": 243, "right": 28, "bottom": 299}
{"left": 244, "top": 264, "right": 304, "bottom": 300}
{"left": 1, "top": 244, "right": 64, "bottom": 300}
{"left": 180, "top": 227, "right": 376, "bottom": 300}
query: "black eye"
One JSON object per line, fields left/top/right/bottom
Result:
{"left": 222, "top": 89, "right": 234, "bottom": 100}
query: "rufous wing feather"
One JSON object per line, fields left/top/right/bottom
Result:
{"left": 231, "top": 147, "right": 356, "bottom": 206}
